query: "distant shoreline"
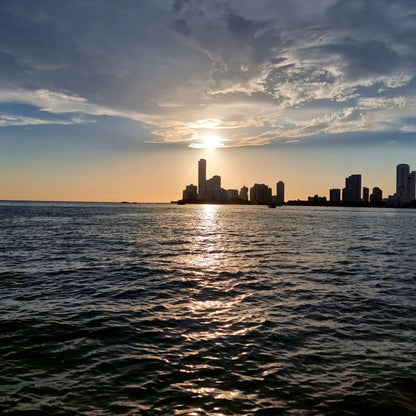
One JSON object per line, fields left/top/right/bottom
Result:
{"left": 1, "top": 199, "right": 416, "bottom": 209}
{"left": 174, "top": 199, "right": 416, "bottom": 209}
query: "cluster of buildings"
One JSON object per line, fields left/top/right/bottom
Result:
{"left": 392, "top": 163, "right": 416, "bottom": 206}
{"left": 181, "top": 161, "right": 416, "bottom": 208}
{"left": 181, "top": 159, "right": 285, "bottom": 204}
{"left": 318, "top": 163, "right": 415, "bottom": 207}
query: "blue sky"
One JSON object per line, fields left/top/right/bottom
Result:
{"left": 1, "top": 0, "right": 416, "bottom": 201}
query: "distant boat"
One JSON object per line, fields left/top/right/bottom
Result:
{"left": 177, "top": 200, "right": 186, "bottom": 205}
{"left": 268, "top": 202, "right": 282, "bottom": 208}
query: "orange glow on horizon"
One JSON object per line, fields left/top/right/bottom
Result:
{"left": 0, "top": 145, "right": 397, "bottom": 203}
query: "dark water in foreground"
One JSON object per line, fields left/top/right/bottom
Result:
{"left": 0, "top": 202, "right": 415, "bottom": 416}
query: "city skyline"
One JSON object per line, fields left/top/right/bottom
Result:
{"left": 1, "top": 1, "right": 416, "bottom": 202}
{"left": 183, "top": 158, "right": 284, "bottom": 204}
{"left": 0, "top": 151, "right": 414, "bottom": 203}
{"left": 180, "top": 159, "right": 416, "bottom": 207}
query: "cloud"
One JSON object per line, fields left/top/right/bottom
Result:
{"left": 1, "top": 0, "right": 416, "bottom": 147}
{"left": 0, "top": 89, "right": 162, "bottom": 126}
{"left": 0, "top": 114, "right": 83, "bottom": 127}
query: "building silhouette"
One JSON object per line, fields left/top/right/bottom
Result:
{"left": 370, "top": 187, "right": 383, "bottom": 203}
{"left": 393, "top": 164, "right": 416, "bottom": 205}
{"left": 198, "top": 159, "right": 206, "bottom": 199}
{"left": 205, "top": 175, "right": 228, "bottom": 200}
{"left": 276, "top": 181, "right": 285, "bottom": 204}
{"left": 196, "top": 159, "right": 230, "bottom": 201}
{"left": 240, "top": 186, "right": 248, "bottom": 201}
{"left": 406, "top": 171, "right": 416, "bottom": 203}
{"left": 250, "top": 183, "right": 272, "bottom": 204}
{"left": 363, "top": 187, "right": 369, "bottom": 203}
{"left": 329, "top": 188, "right": 341, "bottom": 203}
{"left": 226, "top": 189, "right": 239, "bottom": 199}
{"left": 206, "top": 175, "right": 221, "bottom": 192}
{"left": 396, "top": 163, "right": 409, "bottom": 204}
{"left": 342, "top": 174, "right": 361, "bottom": 202}
{"left": 183, "top": 184, "right": 197, "bottom": 200}
{"left": 308, "top": 194, "right": 327, "bottom": 203}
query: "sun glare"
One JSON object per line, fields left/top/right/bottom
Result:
{"left": 202, "top": 135, "right": 224, "bottom": 149}
{"left": 189, "top": 134, "right": 226, "bottom": 149}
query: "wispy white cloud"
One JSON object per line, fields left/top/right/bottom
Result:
{"left": 0, "top": 89, "right": 162, "bottom": 126}
{"left": 0, "top": 114, "right": 84, "bottom": 127}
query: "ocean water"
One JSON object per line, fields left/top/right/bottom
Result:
{"left": 0, "top": 202, "right": 415, "bottom": 416}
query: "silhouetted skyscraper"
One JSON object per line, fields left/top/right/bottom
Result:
{"left": 363, "top": 187, "right": 369, "bottom": 203}
{"left": 206, "top": 175, "right": 221, "bottom": 191}
{"left": 240, "top": 186, "right": 248, "bottom": 201}
{"left": 396, "top": 164, "right": 409, "bottom": 196}
{"left": 370, "top": 187, "right": 383, "bottom": 203}
{"left": 183, "top": 184, "right": 197, "bottom": 200}
{"left": 406, "top": 171, "right": 416, "bottom": 203}
{"left": 329, "top": 188, "right": 341, "bottom": 203}
{"left": 342, "top": 174, "right": 361, "bottom": 202}
{"left": 198, "top": 159, "right": 206, "bottom": 199}
{"left": 250, "top": 184, "right": 272, "bottom": 204}
{"left": 226, "top": 189, "right": 239, "bottom": 199}
{"left": 395, "top": 164, "right": 415, "bottom": 205}
{"left": 276, "top": 181, "right": 285, "bottom": 204}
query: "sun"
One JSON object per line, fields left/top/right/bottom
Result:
{"left": 202, "top": 135, "right": 225, "bottom": 149}
{"left": 189, "top": 134, "right": 226, "bottom": 149}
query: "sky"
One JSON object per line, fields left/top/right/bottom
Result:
{"left": 1, "top": 0, "right": 416, "bottom": 202}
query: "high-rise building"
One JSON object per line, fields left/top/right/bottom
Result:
{"left": 198, "top": 159, "right": 206, "bottom": 199}
{"left": 206, "top": 175, "right": 221, "bottom": 191}
{"left": 342, "top": 174, "right": 361, "bottom": 202}
{"left": 204, "top": 175, "right": 227, "bottom": 200}
{"left": 276, "top": 181, "right": 285, "bottom": 204}
{"left": 396, "top": 164, "right": 410, "bottom": 195}
{"left": 406, "top": 171, "right": 416, "bottom": 203}
{"left": 395, "top": 164, "right": 415, "bottom": 205}
{"left": 329, "top": 188, "right": 341, "bottom": 203}
{"left": 363, "top": 187, "right": 369, "bottom": 203}
{"left": 370, "top": 187, "right": 383, "bottom": 203}
{"left": 183, "top": 184, "right": 197, "bottom": 200}
{"left": 226, "top": 189, "right": 239, "bottom": 200}
{"left": 240, "top": 186, "right": 248, "bottom": 201}
{"left": 250, "top": 183, "right": 272, "bottom": 204}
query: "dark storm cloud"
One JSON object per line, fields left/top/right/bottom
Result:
{"left": 0, "top": 0, "right": 416, "bottom": 146}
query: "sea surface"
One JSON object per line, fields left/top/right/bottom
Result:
{"left": 0, "top": 202, "right": 415, "bottom": 416}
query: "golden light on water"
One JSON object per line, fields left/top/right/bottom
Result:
{"left": 165, "top": 205, "right": 268, "bottom": 414}
{"left": 184, "top": 204, "right": 223, "bottom": 270}
{"left": 176, "top": 205, "right": 263, "bottom": 345}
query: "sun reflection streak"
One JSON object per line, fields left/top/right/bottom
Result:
{"left": 183, "top": 205, "right": 225, "bottom": 271}
{"left": 167, "top": 205, "right": 269, "bottom": 415}
{"left": 175, "top": 205, "right": 264, "bottom": 345}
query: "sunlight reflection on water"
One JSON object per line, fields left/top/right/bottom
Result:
{"left": 1, "top": 203, "right": 415, "bottom": 415}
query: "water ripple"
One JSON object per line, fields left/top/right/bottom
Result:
{"left": 1, "top": 203, "right": 415, "bottom": 415}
